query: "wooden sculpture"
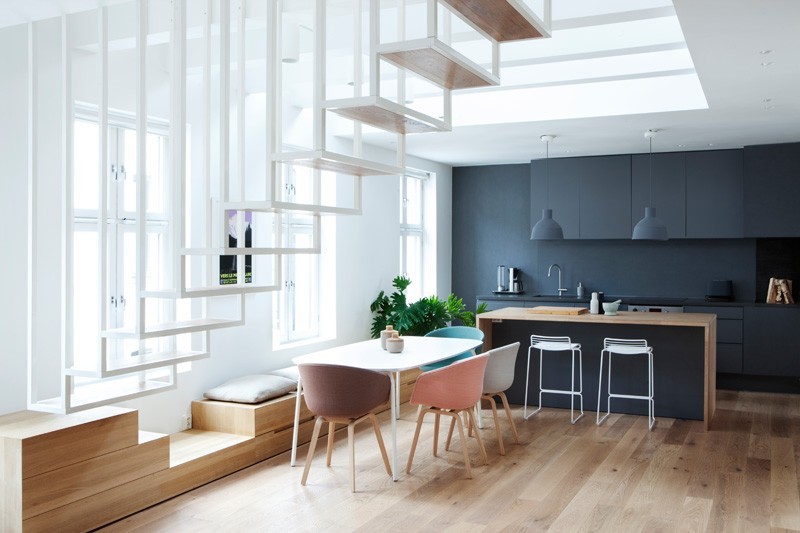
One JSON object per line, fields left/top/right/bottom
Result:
{"left": 766, "top": 277, "right": 794, "bottom": 304}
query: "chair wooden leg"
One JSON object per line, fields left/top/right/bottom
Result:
{"left": 452, "top": 411, "right": 473, "bottom": 479}
{"left": 486, "top": 395, "right": 505, "bottom": 455}
{"left": 406, "top": 407, "right": 427, "bottom": 474}
{"left": 433, "top": 412, "right": 441, "bottom": 457}
{"left": 301, "top": 416, "right": 324, "bottom": 486}
{"left": 445, "top": 415, "right": 456, "bottom": 451}
{"left": 369, "top": 413, "right": 392, "bottom": 476}
{"left": 347, "top": 422, "right": 356, "bottom": 492}
{"left": 499, "top": 391, "right": 521, "bottom": 444}
{"left": 467, "top": 408, "right": 489, "bottom": 466}
{"left": 326, "top": 421, "right": 336, "bottom": 467}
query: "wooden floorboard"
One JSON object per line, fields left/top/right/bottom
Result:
{"left": 97, "top": 390, "right": 800, "bottom": 532}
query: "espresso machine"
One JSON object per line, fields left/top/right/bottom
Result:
{"left": 509, "top": 267, "right": 523, "bottom": 293}
{"left": 496, "top": 265, "right": 524, "bottom": 293}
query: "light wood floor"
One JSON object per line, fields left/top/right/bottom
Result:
{"left": 99, "top": 390, "right": 800, "bottom": 532}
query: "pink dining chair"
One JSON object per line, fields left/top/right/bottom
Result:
{"left": 298, "top": 364, "right": 392, "bottom": 492}
{"left": 406, "top": 353, "right": 490, "bottom": 479}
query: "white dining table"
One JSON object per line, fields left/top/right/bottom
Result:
{"left": 290, "top": 336, "right": 483, "bottom": 481}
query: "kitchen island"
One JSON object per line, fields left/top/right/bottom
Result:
{"left": 477, "top": 307, "right": 717, "bottom": 430}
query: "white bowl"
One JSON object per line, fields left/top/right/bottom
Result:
{"left": 602, "top": 302, "right": 620, "bottom": 315}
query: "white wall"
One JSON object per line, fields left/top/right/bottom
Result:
{"left": 0, "top": 24, "right": 31, "bottom": 416}
{"left": 0, "top": 18, "right": 453, "bottom": 433}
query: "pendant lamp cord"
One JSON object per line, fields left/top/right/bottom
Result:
{"left": 545, "top": 138, "right": 550, "bottom": 206}
{"left": 648, "top": 135, "right": 653, "bottom": 207}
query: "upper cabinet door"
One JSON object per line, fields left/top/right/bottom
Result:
{"left": 686, "top": 150, "right": 743, "bottom": 238}
{"left": 744, "top": 143, "right": 800, "bottom": 237}
{"left": 632, "top": 152, "right": 686, "bottom": 239}
{"left": 531, "top": 158, "right": 580, "bottom": 239}
{"left": 578, "top": 155, "right": 632, "bottom": 239}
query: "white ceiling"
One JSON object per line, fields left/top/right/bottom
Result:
{"left": 3, "top": 0, "right": 798, "bottom": 166}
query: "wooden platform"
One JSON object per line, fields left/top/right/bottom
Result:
{"left": 1, "top": 368, "right": 422, "bottom": 532}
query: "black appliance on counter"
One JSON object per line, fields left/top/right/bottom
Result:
{"left": 706, "top": 279, "right": 733, "bottom": 302}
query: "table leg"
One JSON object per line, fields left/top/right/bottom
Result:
{"left": 395, "top": 371, "right": 401, "bottom": 419}
{"left": 389, "top": 372, "right": 398, "bottom": 481}
{"left": 290, "top": 376, "right": 303, "bottom": 467}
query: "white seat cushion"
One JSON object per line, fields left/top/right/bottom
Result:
{"left": 204, "top": 374, "right": 297, "bottom": 404}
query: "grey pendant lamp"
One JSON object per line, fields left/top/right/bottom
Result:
{"left": 531, "top": 134, "right": 564, "bottom": 240}
{"left": 632, "top": 129, "right": 668, "bottom": 240}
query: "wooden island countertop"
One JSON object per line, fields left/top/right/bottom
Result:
{"left": 477, "top": 307, "right": 717, "bottom": 430}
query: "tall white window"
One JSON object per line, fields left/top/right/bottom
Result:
{"left": 72, "top": 109, "right": 172, "bottom": 371}
{"left": 400, "top": 172, "right": 426, "bottom": 303}
{"left": 274, "top": 165, "right": 324, "bottom": 345}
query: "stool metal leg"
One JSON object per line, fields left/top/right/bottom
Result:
{"left": 570, "top": 347, "right": 584, "bottom": 424}
{"left": 596, "top": 349, "right": 611, "bottom": 426}
{"left": 524, "top": 345, "right": 533, "bottom": 419}
{"left": 648, "top": 352, "right": 655, "bottom": 430}
{"left": 525, "top": 348, "right": 544, "bottom": 420}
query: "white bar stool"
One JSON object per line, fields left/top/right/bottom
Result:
{"left": 524, "top": 335, "right": 584, "bottom": 424}
{"left": 596, "top": 338, "right": 655, "bottom": 430}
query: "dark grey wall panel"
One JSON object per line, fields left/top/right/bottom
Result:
{"left": 686, "top": 150, "right": 743, "bottom": 238}
{"left": 453, "top": 164, "right": 535, "bottom": 311}
{"left": 454, "top": 164, "right": 757, "bottom": 304}
{"left": 743, "top": 307, "right": 800, "bottom": 376}
{"left": 532, "top": 239, "right": 756, "bottom": 299}
{"left": 632, "top": 152, "right": 686, "bottom": 238}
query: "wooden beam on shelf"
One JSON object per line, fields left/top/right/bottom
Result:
{"left": 379, "top": 37, "right": 500, "bottom": 90}
{"left": 324, "top": 95, "right": 451, "bottom": 134}
{"left": 440, "top": 0, "right": 551, "bottom": 42}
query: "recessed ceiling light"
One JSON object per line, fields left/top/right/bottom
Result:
{"left": 677, "top": 144, "right": 686, "bottom": 148}
{"left": 708, "top": 143, "right": 714, "bottom": 147}
{"left": 761, "top": 61, "right": 774, "bottom": 67}
{"left": 762, "top": 98, "right": 772, "bottom": 103}
{"left": 759, "top": 49, "right": 773, "bottom": 55}
{"left": 764, "top": 105, "right": 775, "bottom": 110}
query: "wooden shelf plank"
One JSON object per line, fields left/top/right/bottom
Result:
{"left": 169, "top": 429, "right": 252, "bottom": 467}
{"left": 440, "top": 0, "right": 551, "bottom": 42}
{"left": 101, "top": 317, "right": 242, "bottom": 340}
{"left": 324, "top": 96, "right": 450, "bottom": 134}
{"left": 141, "top": 285, "right": 278, "bottom": 299}
{"left": 219, "top": 200, "right": 360, "bottom": 216}
{"left": 273, "top": 150, "right": 402, "bottom": 177}
{"left": 379, "top": 37, "right": 500, "bottom": 90}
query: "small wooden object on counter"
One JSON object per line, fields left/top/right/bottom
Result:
{"left": 386, "top": 332, "right": 405, "bottom": 354}
{"left": 766, "top": 277, "right": 794, "bottom": 304}
{"left": 527, "top": 306, "right": 589, "bottom": 316}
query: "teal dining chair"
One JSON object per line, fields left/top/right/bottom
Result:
{"left": 420, "top": 326, "right": 484, "bottom": 371}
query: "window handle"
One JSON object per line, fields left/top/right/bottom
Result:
{"left": 119, "top": 165, "right": 126, "bottom": 180}
{"left": 119, "top": 295, "right": 127, "bottom": 309}
{"left": 111, "top": 164, "right": 118, "bottom": 180}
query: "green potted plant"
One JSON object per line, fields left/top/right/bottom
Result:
{"left": 369, "top": 276, "right": 487, "bottom": 338}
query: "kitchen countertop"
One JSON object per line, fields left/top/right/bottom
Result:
{"left": 477, "top": 293, "right": 799, "bottom": 308}
{"left": 478, "top": 307, "right": 716, "bottom": 327}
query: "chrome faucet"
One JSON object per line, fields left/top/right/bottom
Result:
{"left": 548, "top": 264, "right": 568, "bottom": 296}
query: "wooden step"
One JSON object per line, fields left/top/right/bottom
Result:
{"left": 324, "top": 96, "right": 450, "bottom": 134}
{"left": 23, "top": 429, "right": 256, "bottom": 533}
{"left": 21, "top": 431, "right": 169, "bottom": 521}
{"left": 440, "top": 0, "right": 551, "bottom": 42}
{"left": 0, "top": 406, "right": 138, "bottom": 479}
{"left": 379, "top": 37, "right": 500, "bottom": 90}
{"left": 272, "top": 150, "right": 402, "bottom": 177}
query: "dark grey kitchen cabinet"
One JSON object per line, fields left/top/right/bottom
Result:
{"left": 685, "top": 306, "right": 743, "bottom": 373}
{"left": 632, "top": 152, "right": 686, "bottom": 238}
{"left": 578, "top": 155, "right": 632, "bottom": 239}
{"left": 744, "top": 142, "right": 800, "bottom": 237}
{"left": 531, "top": 158, "right": 580, "bottom": 239}
{"left": 743, "top": 306, "right": 800, "bottom": 376}
{"left": 686, "top": 150, "right": 743, "bottom": 238}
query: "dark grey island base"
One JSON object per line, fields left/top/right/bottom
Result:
{"left": 477, "top": 308, "right": 716, "bottom": 430}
